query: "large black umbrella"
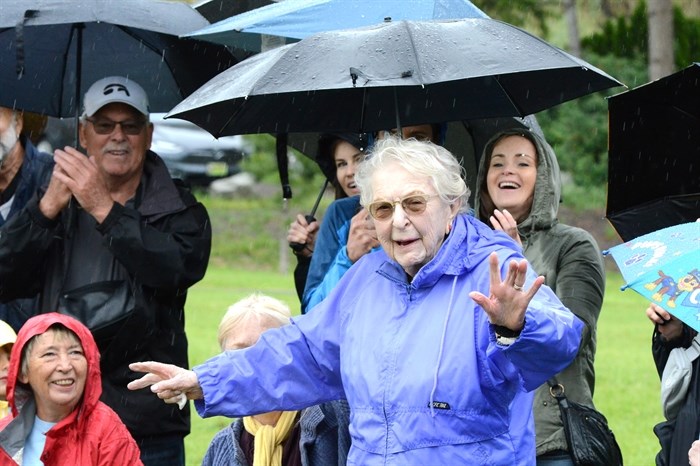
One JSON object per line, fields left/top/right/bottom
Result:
{"left": 607, "top": 63, "right": 700, "bottom": 242}
{"left": 0, "top": 0, "right": 236, "bottom": 120}
{"left": 167, "top": 18, "right": 621, "bottom": 136}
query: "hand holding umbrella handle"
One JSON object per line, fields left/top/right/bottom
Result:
{"left": 289, "top": 179, "right": 328, "bottom": 252}
{"left": 290, "top": 214, "right": 317, "bottom": 252}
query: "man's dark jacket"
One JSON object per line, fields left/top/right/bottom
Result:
{"left": 0, "top": 151, "right": 211, "bottom": 440}
{"left": 0, "top": 136, "right": 54, "bottom": 331}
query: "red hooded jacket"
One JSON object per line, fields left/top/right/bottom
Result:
{"left": 0, "top": 313, "right": 142, "bottom": 465}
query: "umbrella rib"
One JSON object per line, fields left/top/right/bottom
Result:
{"left": 672, "top": 105, "right": 700, "bottom": 123}
{"left": 403, "top": 21, "right": 425, "bottom": 86}
{"left": 492, "top": 75, "right": 527, "bottom": 116}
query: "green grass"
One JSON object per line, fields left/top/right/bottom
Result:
{"left": 182, "top": 265, "right": 663, "bottom": 466}
{"left": 183, "top": 267, "right": 297, "bottom": 465}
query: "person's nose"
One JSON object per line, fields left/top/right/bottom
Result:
{"left": 501, "top": 161, "right": 516, "bottom": 175}
{"left": 347, "top": 160, "right": 357, "bottom": 177}
{"left": 109, "top": 122, "right": 128, "bottom": 141}
{"left": 56, "top": 352, "right": 73, "bottom": 372}
{"left": 391, "top": 202, "right": 410, "bottom": 227}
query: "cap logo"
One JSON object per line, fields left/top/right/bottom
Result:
{"left": 103, "top": 83, "right": 130, "bottom": 97}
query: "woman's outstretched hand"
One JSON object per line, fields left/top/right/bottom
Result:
{"left": 128, "top": 361, "right": 204, "bottom": 404}
{"left": 469, "top": 252, "right": 544, "bottom": 333}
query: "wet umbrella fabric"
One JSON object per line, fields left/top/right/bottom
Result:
{"left": 0, "top": 0, "right": 236, "bottom": 119}
{"left": 167, "top": 18, "right": 622, "bottom": 137}
{"left": 606, "top": 63, "right": 700, "bottom": 242}
{"left": 186, "top": 0, "right": 489, "bottom": 202}
{"left": 186, "top": 0, "right": 487, "bottom": 51}
{"left": 604, "top": 222, "right": 700, "bottom": 333}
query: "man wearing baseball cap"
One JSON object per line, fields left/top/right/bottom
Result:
{"left": 0, "top": 76, "right": 211, "bottom": 466}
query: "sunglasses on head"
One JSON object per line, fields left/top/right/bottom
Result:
{"left": 368, "top": 194, "right": 439, "bottom": 221}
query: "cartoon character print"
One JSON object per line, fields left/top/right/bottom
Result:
{"left": 644, "top": 269, "right": 700, "bottom": 308}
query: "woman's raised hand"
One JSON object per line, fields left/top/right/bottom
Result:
{"left": 469, "top": 252, "right": 544, "bottom": 333}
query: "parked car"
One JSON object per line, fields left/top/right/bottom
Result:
{"left": 38, "top": 113, "right": 250, "bottom": 187}
{"left": 150, "top": 113, "right": 250, "bottom": 187}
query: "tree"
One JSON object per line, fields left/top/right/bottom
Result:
{"left": 563, "top": 0, "right": 582, "bottom": 57}
{"left": 647, "top": 0, "right": 675, "bottom": 79}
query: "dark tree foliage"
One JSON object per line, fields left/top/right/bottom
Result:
{"left": 535, "top": 1, "right": 699, "bottom": 190}
{"left": 535, "top": 53, "right": 647, "bottom": 188}
{"left": 472, "top": 0, "right": 552, "bottom": 35}
{"left": 582, "top": 0, "right": 700, "bottom": 69}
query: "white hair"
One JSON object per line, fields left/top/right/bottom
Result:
{"left": 356, "top": 135, "right": 470, "bottom": 213}
{"left": 217, "top": 293, "right": 291, "bottom": 350}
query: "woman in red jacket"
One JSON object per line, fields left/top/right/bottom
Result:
{"left": 0, "top": 313, "right": 142, "bottom": 465}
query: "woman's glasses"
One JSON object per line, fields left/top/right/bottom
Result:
{"left": 86, "top": 118, "right": 147, "bottom": 136}
{"left": 368, "top": 194, "right": 438, "bottom": 221}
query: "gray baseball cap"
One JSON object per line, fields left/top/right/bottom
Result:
{"left": 82, "top": 76, "right": 149, "bottom": 118}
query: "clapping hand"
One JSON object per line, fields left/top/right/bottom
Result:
{"left": 489, "top": 209, "right": 522, "bottom": 247}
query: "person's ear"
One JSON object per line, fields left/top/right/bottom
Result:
{"left": 449, "top": 199, "right": 461, "bottom": 217}
{"left": 15, "top": 112, "right": 24, "bottom": 135}
{"left": 446, "top": 201, "right": 460, "bottom": 234}
{"left": 18, "top": 371, "right": 28, "bottom": 384}
{"left": 78, "top": 121, "right": 88, "bottom": 150}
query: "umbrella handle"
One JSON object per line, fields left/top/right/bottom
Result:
{"left": 290, "top": 214, "right": 317, "bottom": 252}
{"left": 289, "top": 179, "right": 328, "bottom": 252}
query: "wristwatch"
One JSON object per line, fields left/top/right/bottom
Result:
{"left": 493, "top": 323, "right": 521, "bottom": 346}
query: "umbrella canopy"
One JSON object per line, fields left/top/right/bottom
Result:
{"left": 604, "top": 222, "right": 700, "bottom": 333}
{"left": 607, "top": 63, "right": 700, "bottom": 242}
{"left": 186, "top": 0, "right": 486, "bottom": 51}
{"left": 167, "top": 18, "right": 622, "bottom": 137}
{"left": 0, "top": 0, "right": 236, "bottom": 119}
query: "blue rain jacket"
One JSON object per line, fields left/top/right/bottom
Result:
{"left": 194, "top": 214, "right": 583, "bottom": 465}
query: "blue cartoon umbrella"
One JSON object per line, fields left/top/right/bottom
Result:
{"left": 604, "top": 222, "right": 700, "bottom": 332}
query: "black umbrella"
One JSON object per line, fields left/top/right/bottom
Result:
{"left": 167, "top": 18, "right": 621, "bottom": 136}
{"left": 606, "top": 62, "right": 700, "bottom": 242}
{"left": 0, "top": 0, "right": 236, "bottom": 121}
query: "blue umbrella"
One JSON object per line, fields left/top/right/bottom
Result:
{"left": 604, "top": 222, "right": 700, "bottom": 332}
{"left": 185, "top": 0, "right": 487, "bottom": 51}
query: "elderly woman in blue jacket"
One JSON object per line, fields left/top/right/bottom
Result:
{"left": 129, "top": 136, "right": 583, "bottom": 465}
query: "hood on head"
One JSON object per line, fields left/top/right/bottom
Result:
{"left": 474, "top": 127, "right": 561, "bottom": 232}
{"left": 7, "top": 313, "right": 102, "bottom": 421}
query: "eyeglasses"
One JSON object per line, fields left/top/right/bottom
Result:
{"left": 86, "top": 118, "right": 146, "bottom": 136}
{"left": 368, "top": 194, "right": 439, "bottom": 221}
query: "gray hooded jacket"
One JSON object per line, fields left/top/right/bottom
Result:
{"left": 474, "top": 128, "right": 605, "bottom": 456}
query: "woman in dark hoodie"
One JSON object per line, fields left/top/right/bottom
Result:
{"left": 474, "top": 128, "right": 606, "bottom": 465}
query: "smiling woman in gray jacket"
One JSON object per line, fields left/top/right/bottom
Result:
{"left": 475, "top": 128, "right": 606, "bottom": 465}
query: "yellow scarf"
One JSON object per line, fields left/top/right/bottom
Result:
{"left": 242, "top": 410, "right": 299, "bottom": 466}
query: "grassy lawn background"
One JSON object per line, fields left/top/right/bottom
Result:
{"left": 182, "top": 265, "right": 662, "bottom": 466}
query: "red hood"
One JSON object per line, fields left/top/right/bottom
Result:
{"left": 7, "top": 313, "right": 102, "bottom": 423}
